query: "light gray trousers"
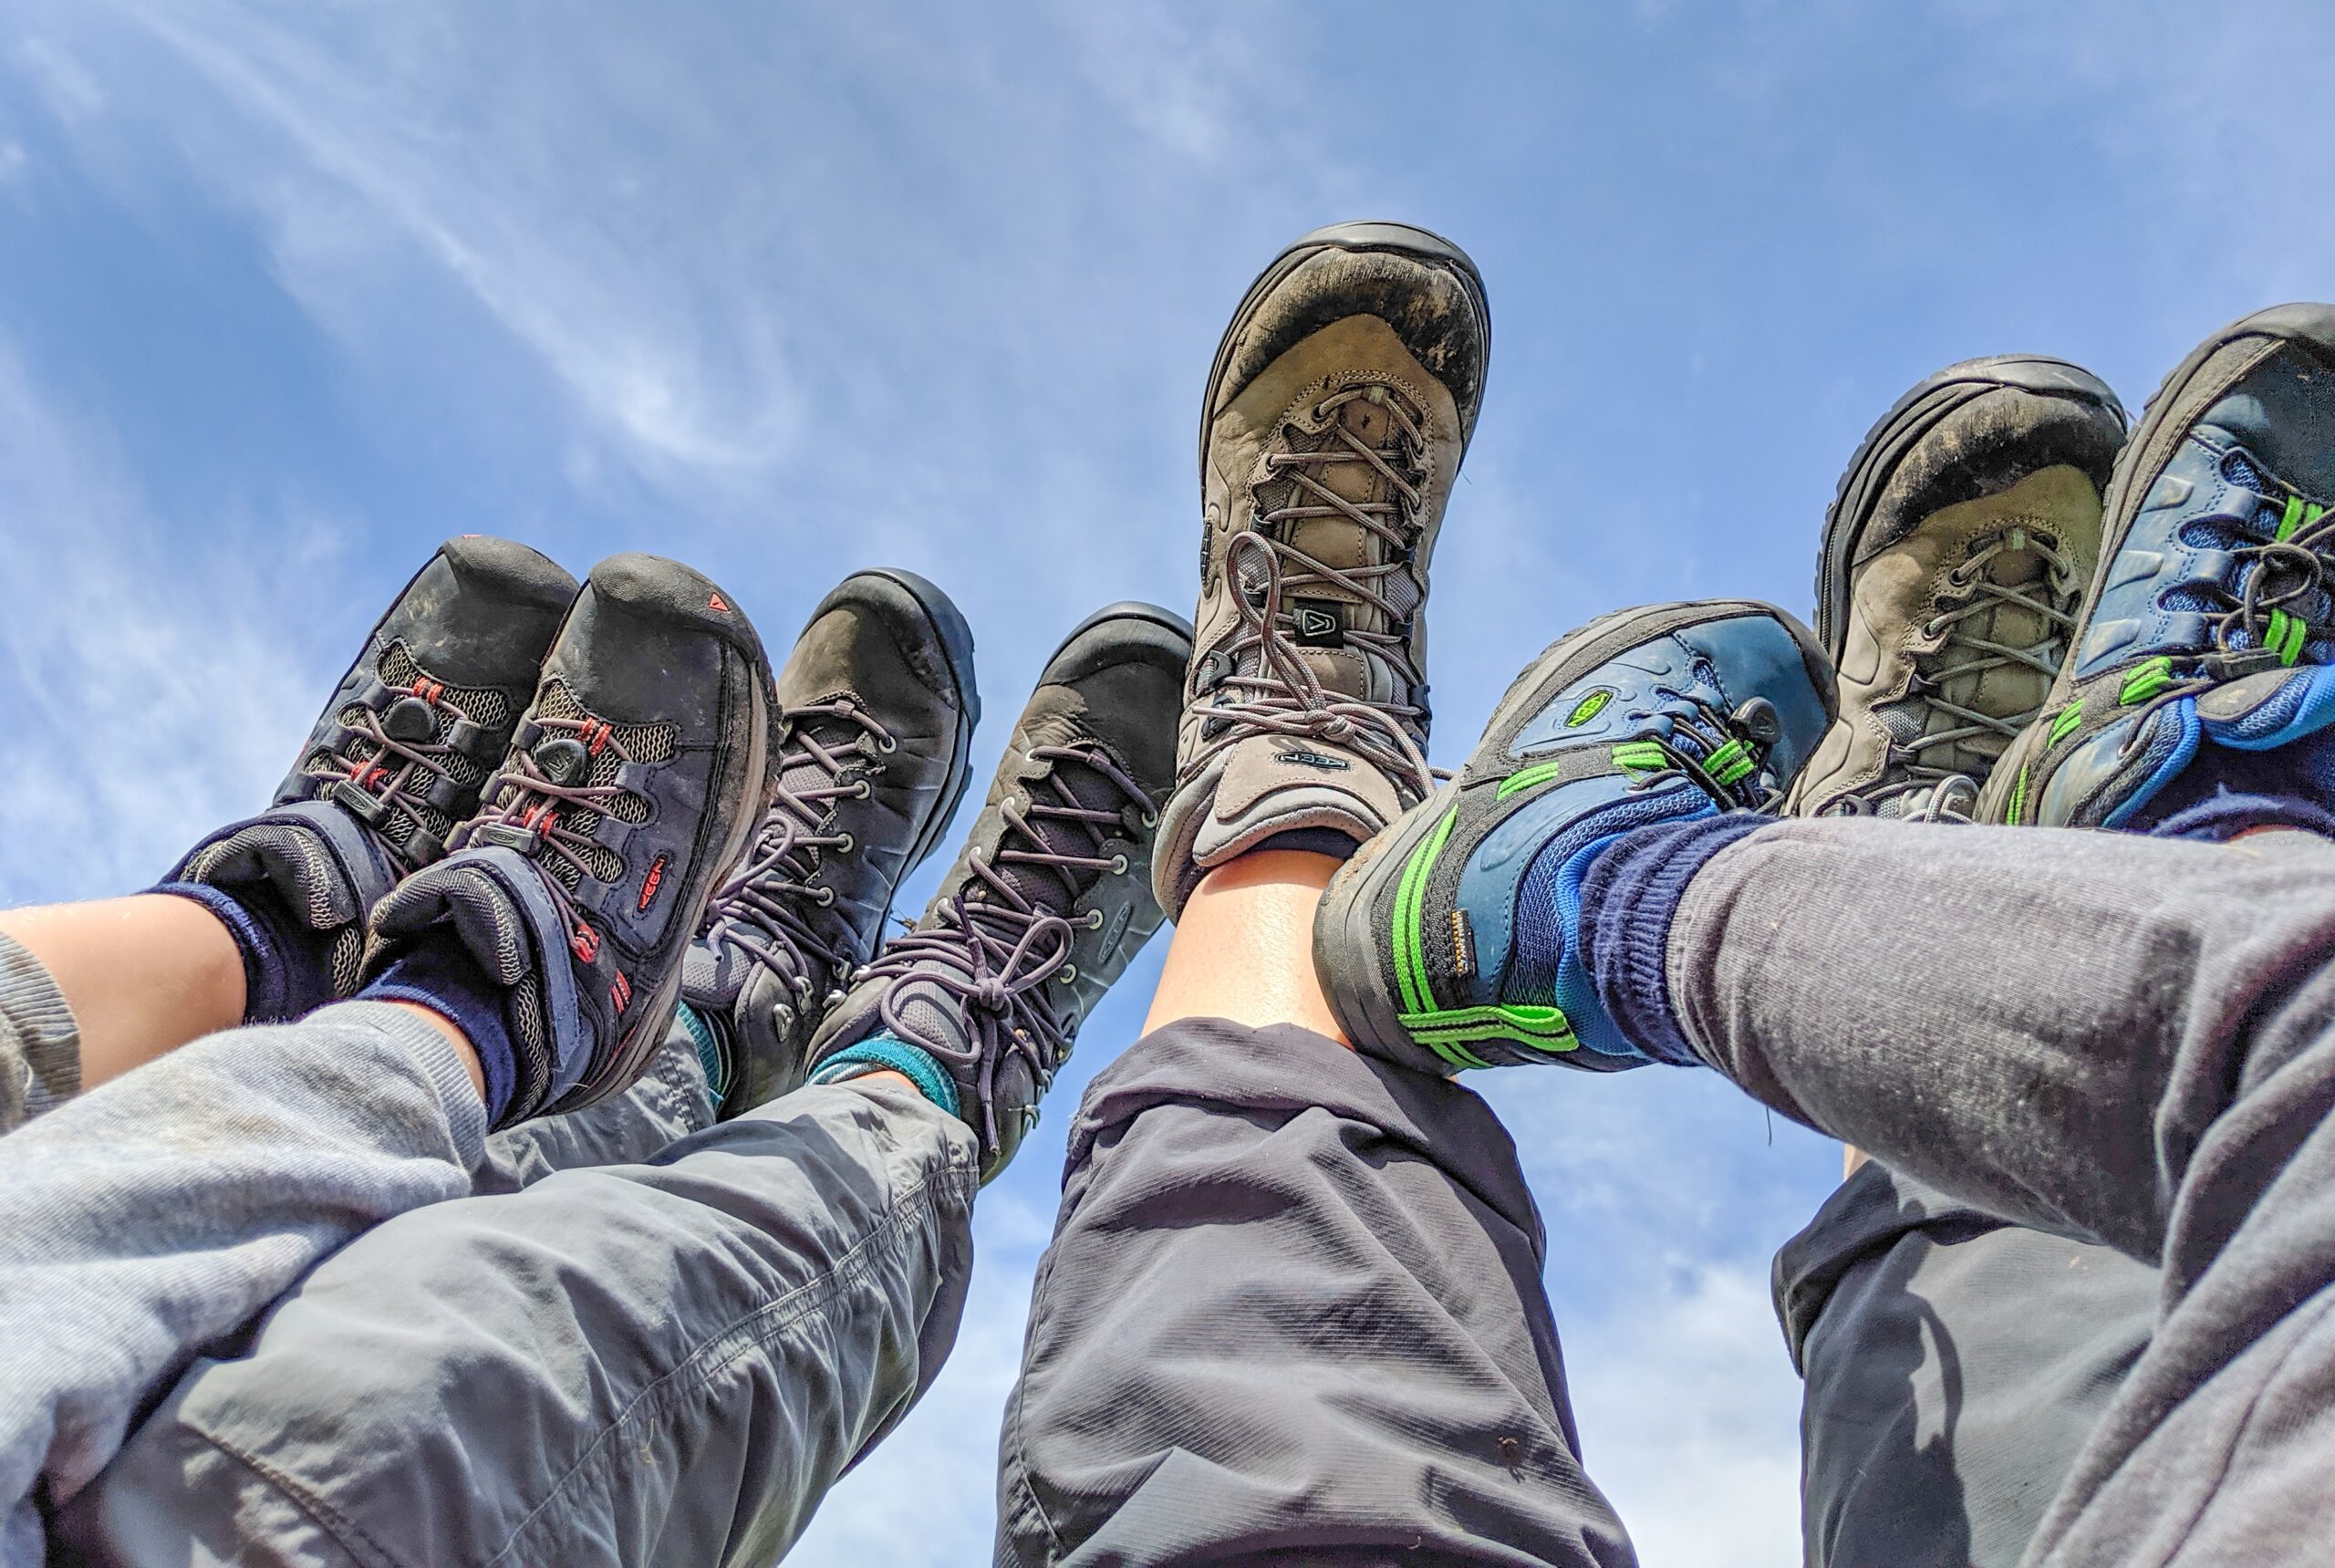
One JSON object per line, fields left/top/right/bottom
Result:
{"left": 0, "top": 932, "right": 975, "bottom": 1567}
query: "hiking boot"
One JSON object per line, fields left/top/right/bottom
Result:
{"left": 169, "top": 538, "right": 577, "bottom": 1015}
{"left": 1154, "top": 222, "right": 1490, "bottom": 919}
{"left": 366, "top": 555, "right": 776, "bottom": 1123}
{"left": 804, "top": 603, "right": 1190, "bottom": 1180}
{"left": 1979, "top": 305, "right": 2335, "bottom": 829}
{"left": 685, "top": 569, "right": 981, "bottom": 1116}
{"left": 1787, "top": 357, "right": 2126, "bottom": 821}
{"left": 1313, "top": 601, "right": 1833, "bottom": 1075}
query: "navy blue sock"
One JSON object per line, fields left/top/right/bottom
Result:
{"left": 2141, "top": 787, "right": 2335, "bottom": 844}
{"left": 151, "top": 880, "right": 338, "bottom": 1023}
{"left": 360, "top": 940, "right": 519, "bottom": 1124}
{"left": 1578, "top": 812, "right": 1776, "bottom": 1068}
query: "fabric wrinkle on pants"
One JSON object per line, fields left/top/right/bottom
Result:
{"left": 1774, "top": 1158, "right": 2157, "bottom": 1568}
{"left": 0, "top": 929, "right": 81, "bottom": 1135}
{"left": 997, "top": 1018, "right": 1636, "bottom": 1568}
{"left": 0, "top": 1000, "right": 484, "bottom": 1568}
{"left": 1672, "top": 818, "right": 2335, "bottom": 1565}
{"left": 63, "top": 1075, "right": 979, "bottom": 1568}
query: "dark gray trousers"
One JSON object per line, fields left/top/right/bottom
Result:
{"left": 1004, "top": 821, "right": 2335, "bottom": 1565}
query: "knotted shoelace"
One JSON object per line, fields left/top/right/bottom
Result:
{"left": 1197, "top": 382, "right": 1437, "bottom": 797}
{"left": 700, "top": 700, "right": 896, "bottom": 1011}
{"left": 863, "top": 742, "right": 1157, "bottom": 1150}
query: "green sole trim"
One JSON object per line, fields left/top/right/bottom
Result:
{"left": 1391, "top": 807, "right": 1458, "bottom": 1018}
{"left": 1399, "top": 1002, "right": 1578, "bottom": 1070}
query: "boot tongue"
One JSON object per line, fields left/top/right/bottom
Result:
{"left": 884, "top": 972, "right": 977, "bottom": 1064}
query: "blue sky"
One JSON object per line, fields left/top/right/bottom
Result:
{"left": 3, "top": 2, "right": 2330, "bottom": 1563}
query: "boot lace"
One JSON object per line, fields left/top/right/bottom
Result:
{"left": 700, "top": 700, "right": 893, "bottom": 1015}
{"left": 1618, "top": 693, "right": 1789, "bottom": 811}
{"left": 1863, "top": 525, "right": 2080, "bottom": 810}
{"left": 2123, "top": 488, "right": 2335, "bottom": 750}
{"left": 1197, "top": 382, "right": 1437, "bottom": 796}
{"left": 864, "top": 742, "right": 1157, "bottom": 1150}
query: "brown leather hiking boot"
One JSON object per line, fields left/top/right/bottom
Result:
{"left": 1153, "top": 222, "right": 1490, "bottom": 918}
{"left": 1785, "top": 356, "right": 2127, "bottom": 820}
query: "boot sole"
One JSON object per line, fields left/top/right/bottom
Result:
{"left": 1813, "top": 354, "right": 2125, "bottom": 655}
{"left": 1199, "top": 220, "right": 1491, "bottom": 479}
{"left": 1314, "top": 598, "right": 1831, "bottom": 1063}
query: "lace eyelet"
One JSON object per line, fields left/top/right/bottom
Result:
{"left": 834, "top": 833, "right": 854, "bottom": 854}
{"left": 1140, "top": 809, "right": 1160, "bottom": 829}
{"left": 1108, "top": 853, "right": 1129, "bottom": 875}
{"left": 1081, "top": 909, "right": 1105, "bottom": 929}
{"left": 852, "top": 780, "right": 872, "bottom": 800}
{"left": 1055, "top": 964, "right": 1079, "bottom": 984}
{"left": 876, "top": 735, "right": 898, "bottom": 754}
{"left": 815, "top": 888, "right": 835, "bottom": 907}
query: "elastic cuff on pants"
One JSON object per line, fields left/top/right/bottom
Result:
{"left": 0, "top": 929, "right": 80, "bottom": 1127}
{"left": 1581, "top": 811, "right": 1776, "bottom": 1067}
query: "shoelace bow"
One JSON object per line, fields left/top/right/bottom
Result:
{"left": 700, "top": 701, "right": 896, "bottom": 1012}
{"left": 327, "top": 677, "right": 471, "bottom": 874}
{"left": 2123, "top": 490, "right": 2335, "bottom": 750}
{"left": 866, "top": 742, "right": 1157, "bottom": 1148}
{"left": 1202, "top": 382, "right": 1436, "bottom": 796}
{"left": 1621, "top": 693, "right": 1786, "bottom": 811}
{"left": 1873, "top": 526, "right": 2079, "bottom": 804}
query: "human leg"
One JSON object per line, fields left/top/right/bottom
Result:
{"left": 1776, "top": 350, "right": 2153, "bottom": 1568}
{"left": 0, "top": 552, "right": 775, "bottom": 1560}
{"left": 67, "top": 603, "right": 1182, "bottom": 1567}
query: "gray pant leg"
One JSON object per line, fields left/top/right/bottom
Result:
{"left": 1773, "top": 1160, "right": 2155, "bottom": 1568}
{"left": 0, "top": 1002, "right": 483, "bottom": 1565}
{"left": 472, "top": 1023, "right": 714, "bottom": 1192}
{"left": 0, "top": 930, "right": 79, "bottom": 1132}
{"left": 998, "top": 1019, "right": 1634, "bottom": 1568}
{"left": 64, "top": 1076, "right": 979, "bottom": 1568}
{"left": 1673, "top": 820, "right": 2335, "bottom": 1564}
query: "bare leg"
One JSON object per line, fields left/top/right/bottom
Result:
{"left": 0, "top": 897, "right": 244, "bottom": 1089}
{"left": 1140, "top": 849, "right": 1346, "bottom": 1041}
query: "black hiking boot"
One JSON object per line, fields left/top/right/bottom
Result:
{"left": 804, "top": 603, "right": 1190, "bottom": 1179}
{"left": 684, "top": 569, "right": 981, "bottom": 1116}
{"left": 169, "top": 537, "right": 577, "bottom": 1019}
{"left": 365, "top": 555, "right": 776, "bottom": 1124}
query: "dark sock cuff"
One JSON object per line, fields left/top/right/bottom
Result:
{"left": 2143, "top": 790, "right": 2335, "bottom": 844}
{"left": 1579, "top": 812, "right": 1775, "bottom": 1068}
{"left": 150, "top": 880, "right": 321, "bottom": 1023}
{"left": 1252, "top": 827, "right": 1364, "bottom": 862}
{"left": 360, "top": 940, "right": 519, "bottom": 1125}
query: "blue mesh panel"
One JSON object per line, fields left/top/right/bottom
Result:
{"left": 2158, "top": 585, "right": 2225, "bottom": 612}
{"left": 2224, "top": 450, "right": 2265, "bottom": 490}
{"left": 2179, "top": 517, "right": 2250, "bottom": 552}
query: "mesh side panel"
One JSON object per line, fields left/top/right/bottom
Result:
{"left": 2180, "top": 517, "right": 2252, "bottom": 552}
{"left": 525, "top": 679, "right": 676, "bottom": 888}
{"left": 511, "top": 971, "right": 547, "bottom": 1089}
{"left": 2160, "top": 585, "right": 2226, "bottom": 613}
{"left": 2223, "top": 451, "right": 2265, "bottom": 490}
{"left": 530, "top": 680, "right": 678, "bottom": 760}
{"left": 1873, "top": 699, "right": 1927, "bottom": 746}
{"left": 329, "top": 927, "right": 366, "bottom": 998}
{"left": 379, "top": 642, "right": 514, "bottom": 729}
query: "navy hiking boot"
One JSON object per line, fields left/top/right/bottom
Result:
{"left": 1980, "top": 306, "right": 2335, "bottom": 832}
{"left": 1789, "top": 357, "right": 2125, "bottom": 821}
{"left": 168, "top": 538, "right": 577, "bottom": 1019}
{"left": 683, "top": 569, "right": 981, "bottom": 1116}
{"left": 804, "top": 604, "right": 1190, "bottom": 1180}
{"left": 1313, "top": 601, "right": 1833, "bottom": 1075}
{"left": 365, "top": 555, "right": 776, "bottom": 1124}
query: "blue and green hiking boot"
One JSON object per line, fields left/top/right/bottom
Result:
{"left": 1979, "top": 305, "right": 2335, "bottom": 830}
{"left": 1313, "top": 600, "right": 1833, "bottom": 1075}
